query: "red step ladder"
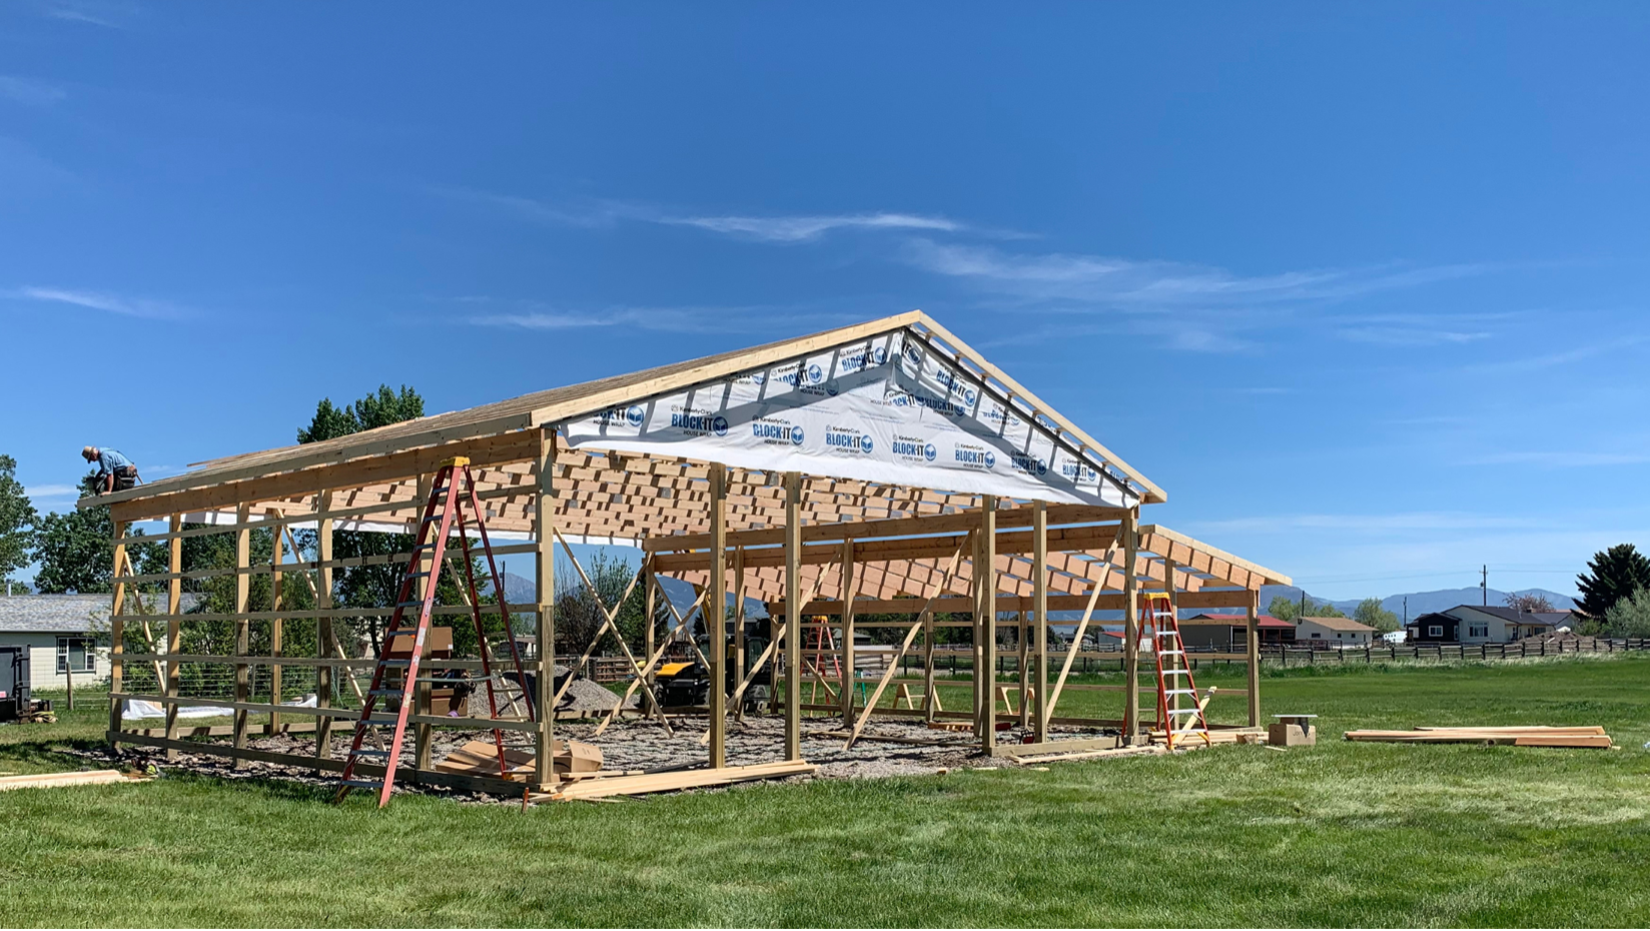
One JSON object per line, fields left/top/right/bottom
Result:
{"left": 1141, "top": 592, "right": 1211, "bottom": 750}
{"left": 335, "top": 456, "right": 534, "bottom": 807}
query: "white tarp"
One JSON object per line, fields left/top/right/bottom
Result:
{"left": 121, "top": 694, "right": 317, "bottom": 720}
{"left": 563, "top": 330, "right": 1134, "bottom": 507}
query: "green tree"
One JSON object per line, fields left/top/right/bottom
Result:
{"left": 554, "top": 551, "right": 648, "bottom": 655}
{"left": 297, "top": 384, "right": 424, "bottom": 443}
{"left": 1268, "top": 594, "right": 1346, "bottom": 622}
{"left": 0, "top": 454, "right": 38, "bottom": 585}
{"left": 33, "top": 474, "right": 113, "bottom": 594}
{"left": 1575, "top": 544, "right": 1650, "bottom": 618}
{"left": 1602, "top": 587, "right": 1650, "bottom": 638}
{"left": 1353, "top": 597, "right": 1399, "bottom": 632}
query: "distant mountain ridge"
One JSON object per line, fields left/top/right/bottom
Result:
{"left": 1257, "top": 585, "right": 1577, "bottom": 621}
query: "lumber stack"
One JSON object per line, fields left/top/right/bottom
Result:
{"left": 0, "top": 770, "right": 141, "bottom": 791}
{"left": 1343, "top": 726, "right": 1612, "bottom": 748}
{"left": 535, "top": 760, "right": 819, "bottom": 802}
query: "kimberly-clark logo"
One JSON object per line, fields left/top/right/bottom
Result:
{"left": 901, "top": 341, "right": 923, "bottom": 367}
{"left": 1010, "top": 452, "right": 1048, "bottom": 476}
{"left": 712, "top": 415, "right": 729, "bottom": 437}
{"left": 836, "top": 344, "right": 891, "bottom": 376}
{"left": 751, "top": 418, "right": 805, "bottom": 446}
{"left": 806, "top": 363, "right": 825, "bottom": 385}
{"left": 954, "top": 444, "right": 996, "bottom": 471}
{"left": 891, "top": 435, "right": 937, "bottom": 463}
{"left": 826, "top": 426, "right": 874, "bottom": 455}
{"left": 626, "top": 405, "right": 645, "bottom": 427}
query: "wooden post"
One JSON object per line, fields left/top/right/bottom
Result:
{"left": 922, "top": 582, "right": 937, "bottom": 724}
{"left": 1017, "top": 608, "right": 1029, "bottom": 728}
{"left": 1121, "top": 507, "right": 1140, "bottom": 744}
{"left": 315, "top": 490, "right": 335, "bottom": 759}
{"left": 979, "top": 496, "right": 997, "bottom": 752}
{"left": 783, "top": 471, "right": 802, "bottom": 761}
{"left": 108, "top": 519, "right": 127, "bottom": 746}
{"left": 232, "top": 503, "right": 252, "bottom": 768}
{"left": 270, "top": 514, "right": 284, "bottom": 732}
{"left": 413, "top": 472, "right": 434, "bottom": 773}
{"left": 642, "top": 554, "right": 656, "bottom": 721}
{"left": 163, "top": 513, "right": 183, "bottom": 761}
{"left": 839, "top": 538, "right": 856, "bottom": 722}
{"left": 533, "top": 428, "right": 557, "bottom": 786}
{"left": 707, "top": 462, "right": 728, "bottom": 769}
{"left": 1033, "top": 501, "right": 1049, "bottom": 743}
{"left": 1246, "top": 589, "right": 1261, "bottom": 726}
{"left": 63, "top": 647, "right": 74, "bottom": 710}
{"left": 732, "top": 546, "right": 746, "bottom": 724}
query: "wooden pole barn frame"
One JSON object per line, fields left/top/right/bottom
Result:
{"left": 88, "top": 312, "right": 1289, "bottom": 795}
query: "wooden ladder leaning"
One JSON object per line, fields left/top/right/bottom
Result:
{"left": 334, "top": 456, "right": 535, "bottom": 807}
{"left": 1142, "top": 592, "right": 1211, "bottom": 751}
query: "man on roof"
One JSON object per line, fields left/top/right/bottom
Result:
{"left": 82, "top": 445, "right": 141, "bottom": 495}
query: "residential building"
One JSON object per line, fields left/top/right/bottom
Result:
{"left": 0, "top": 594, "right": 111, "bottom": 690}
{"left": 1405, "top": 604, "right": 1570, "bottom": 644}
{"left": 1180, "top": 614, "right": 1296, "bottom": 651}
{"left": 1294, "top": 615, "right": 1379, "bottom": 646}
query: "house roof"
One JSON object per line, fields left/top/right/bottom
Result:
{"left": 1185, "top": 613, "right": 1294, "bottom": 629}
{"left": 1297, "top": 615, "right": 1378, "bottom": 633}
{"left": 1447, "top": 604, "right": 1561, "bottom": 626}
{"left": 0, "top": 595, "right": 109, "bottom": 633}
{"left": 0, "top": 593, "right": 202, "bottom": 633}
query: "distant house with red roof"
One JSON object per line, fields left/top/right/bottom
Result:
{"left": 1181, "top": 613, "right": 1295, "bottom": 651}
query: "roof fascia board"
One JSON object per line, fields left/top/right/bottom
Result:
{"left": 1138, "top": 523, "right": 1292, "bottom": 586}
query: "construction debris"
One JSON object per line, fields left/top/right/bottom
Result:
{"left": 434, "top": 739, "right": 603, "bottom": 781}
{"left": 532, "top": 759, "right": 818, "bottom": 802}
{"left": 0, "top": 770, "right": 144, "bottom": 791}
{"left": 1344, "top": 726, "right": 1613, "bottom": 748}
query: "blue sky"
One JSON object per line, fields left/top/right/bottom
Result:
{"left": 4, "top": 3, "right": 1649, "bottom": 599}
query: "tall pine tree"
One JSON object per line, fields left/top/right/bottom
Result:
{"left": 1575, "top": 543, "right": 1650, "bottom": 617}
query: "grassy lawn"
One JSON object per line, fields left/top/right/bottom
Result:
{"left": 3, "top": 654, "right": 1649, "bottom": 927}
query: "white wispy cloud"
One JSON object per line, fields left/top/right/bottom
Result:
{"left": 901, "top": 238, "right": 1491, "bottom": 308}
{"left": 663, "top": 212, "right": 964, "bottom": 243}
{"left": 5, "top": 286, "right": 189, "bottom": 319}
{"left": 25, "top": 483, "right": 78, "bottom": 499}
{"left": 1463, "top": 336, "right": 1645, "bottom": 374}
{"left": 430, "top": 187, "right": 968, "bottom": 242}
{"left": 1188, "top": 511, "right": 1547, "bottom": 535}
{"left": 470, "top": 305, "right": 741, "bottom": 333}
{"left": 40, "top": 1, "right": 129, "bottom": 28}
{"left": 0, "top": 76, "right": 65, "bottom": 107}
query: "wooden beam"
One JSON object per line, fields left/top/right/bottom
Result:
{"left": 163, "top": 514, "right": 183, "bottom": 762}
{"left": 784, "top": 472, "right": 802, "bottom": 761}
{"left": 979, "top": 496, "right": 997, "bottom": 753}
{"left": 107, "top": 429, "right": 541, "bottom": 523}
{"left": 534, "top": 428, "right": 557, "bottom": 785}
{"left": 314, "top": 489, "right": 335, "bottom": 759}
{"left": 1033, "top": 501, "right": 1049, "bottom": 744}
{"left": 778, "top": 587, "right": 1260, "bottom": 615}
{"left": 707, "top": 462, "right": 728, "bottom": 769}
{"left": 1122, "top": 507, "right": 1140, "bottom": 744}
{"left": 839, "top": 538, "right": 856, "bottom": 722}
{"left": 108, "top": 520, "right": 128, "bottom": 749}
{"left": 232, "top": 502, "right": 252, "bottom": 769}
{"left": 1247, "top": 588, "right": 1261, "bottom": 727}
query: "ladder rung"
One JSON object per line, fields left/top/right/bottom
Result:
{"left": 1164, "top": 668, "right": 1191, "bottom": 675}
{"left": 1159, "top": 649, "right": 1184, "bottom": 655}
{"left": 1163, "top": 688, "right": 1196, "bottom": 695}
{"left": 406, "top": 571, "right": 432, "bottom": 579}
{"left": 1167, "top": 707, "right": 1201, "bottom": 714}
{"left": 395, "top": 600, "right": 427, "bottom": 608}
{"left": 349, "top": 749, "right": 392, "bottom": 758}
{"left": 339, "top": 779, "right": 383, "bottom": 790}
{"left": 377, "top": 659, "right": 412, "bottom": 668}
{"left": 368, "top": 688, "right": 405, "bottom": 697}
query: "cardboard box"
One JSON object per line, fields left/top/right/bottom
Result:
{"left": 385, "top": 626, "right": 453, "bottom": 659}
{"left": 1268, "top": 722, "right": 1317, "bottom": 747}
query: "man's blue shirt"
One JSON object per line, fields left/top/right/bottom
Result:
{"left": 97, "top": 448, "right": 132, "bottom": 473}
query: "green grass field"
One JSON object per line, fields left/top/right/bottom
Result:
{"left": 3, "top": 654, "right": 1649, "bottom": 927}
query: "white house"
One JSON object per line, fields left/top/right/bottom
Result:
{"left": 0, "top": 594, "right": 112, "bottom": 690}
{"left": 1295, "top": 615, "right": 1379, "bottom": 646}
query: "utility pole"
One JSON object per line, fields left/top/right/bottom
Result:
{"left": 1481, "top": 565, "right": 1488, "bottom": 606}
{"left": 1403, "top": 597, "right": 1408, "bottom": 626}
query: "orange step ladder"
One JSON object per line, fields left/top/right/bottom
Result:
{"left": 335, "top": 457, "right": 534, "bottom": 807}
{"left": 1141, "top": 592, "right": 1211, "bottom": 750}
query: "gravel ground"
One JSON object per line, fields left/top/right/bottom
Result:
{"left": 87, "top": 705, "right": 1115, "bottom": 803}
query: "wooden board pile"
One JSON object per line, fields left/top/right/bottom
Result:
{"left": 0, "top": 770, "right": 146, "bottom": 791}
{"left": 532, "top": 760, "right": 819, "bottom": 802}
{"left": 1343, "top": 726, "right": 1613, "bottom": 748}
